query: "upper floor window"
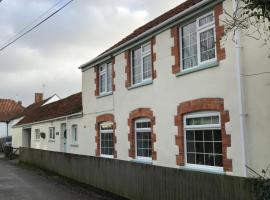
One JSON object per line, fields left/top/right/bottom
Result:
{"left": 35, "top": 129, "right": 40, "bottom": 140}
{"left": 49, "top": 127, "right": 55, "bottom": 140}
{"left": 181, "top": 12, "right": 216, "bottom": 71}
{"left": 135, "top": 118, "right": 152, "bottom": 160}
{"left": 71, "top": 125, "right": 78, "bottom": 144}
{"left": 131, "top": 43, "right": 152, "bottom": 85}
{"left": 184, "top": 112, "right": 223, "bottom": 171}
{"left": 99, "top": 62, "right": 112, "bottom": 95}
{"left": 100, "top": 122, "right": 114, "bottom": 157}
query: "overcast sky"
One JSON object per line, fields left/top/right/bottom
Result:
{"left": 0, "top": 0, "right": 185, "bottom": 106}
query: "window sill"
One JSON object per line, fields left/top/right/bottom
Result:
{"left": 176, "top": 60, "right": 218, "bottom": 77}
{"left": 97, "top": 91, "right": 113, "bottom": 99}
{"left": 128, "top": 80, "right": 153, "bottom": 90}
{"left": 70, "top": 144, "right": 79, "bottom": 147}
{"left": 179, "top": 164, "right": 224, "bottom": 174}
{"left": 101, "top": 154, "right": 114, "bottom": 159}
{"left": 48, "top": 140, "right": 55, "bottom": 143}
{"left": 131, "top": 158, "right": 153, "bottom": 165}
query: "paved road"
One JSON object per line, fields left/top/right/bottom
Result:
{"left": 0, "top": 156, "right": 121, "bottom": 200}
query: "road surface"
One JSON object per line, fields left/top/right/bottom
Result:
{"left": 0, "top": 155, "right": 122, "bottom": 200}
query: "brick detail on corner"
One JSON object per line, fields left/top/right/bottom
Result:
{"left": 125, "top": 50, "right": 131, "bottom": 88}
{"left": 171, "top": 26, "right": 181, "bottom": 74}
{"left": 171, "top": 3, "right": 226, "bottom": 74}
{"left": 128, "top": 108, "right": 157, "bottom": 160}
{"left": 151, "top": 36, "right": 157, "bottom": 79}
{"left": 125, "top": 37, "right": 157, "bottom": 88}
{"left": 95, "top": 114, "right": 117, "bottom": 158}
{"left": 214, "top": 3, "right": 226, "bottom": 61}
{"left": 174, "top": 98, "right": 232, "bottom": 172}
{"left": 94, "top": 66, "right": 99, "bottom": 96}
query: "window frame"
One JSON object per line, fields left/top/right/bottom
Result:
{"left": 99, "top": 62, "right": 113, "bottom": 96}
{"left": 71, "top": 124, "right": 78, "bottom": 144}
{"left": 35, "top": 129, "right": 40, "bottom": 140}
{"left": 131, "top": 42, "right": 152, "bottom": 86}
{"left": 183, "top": 111, "right": 223, "bottom": 172}
{"left": 49, "top": 127, "right": 55, "bottom": 140}
{"left": 180, "top": 11, "right": 217, "bottom": 72}
{"left": 134, "top": 118, "right": 152, "bottom": 161}
{"left": 100, "top": 121, "right": 114, "bottom": 158}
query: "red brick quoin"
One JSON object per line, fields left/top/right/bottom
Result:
{"left": 171, "top": 3, "right": 226, "bottom": 74}
{"left": 128, "top": 108, "right": 157, "bottom": 160}
{"left": 174, "top": 98, "right": 232, "bottom": 172}
{"left": 95, "top": 114, "right": 117, "bottom": 158}
{"left": 125, "top": 37, "right": 157, "bottom": 88}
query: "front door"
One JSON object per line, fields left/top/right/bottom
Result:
{"left": 60, "top": 123, "right": 67, "bottom": 152}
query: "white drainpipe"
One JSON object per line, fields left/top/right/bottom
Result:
{"left": 232, "top": 0, "right": 248, "bottom": 177}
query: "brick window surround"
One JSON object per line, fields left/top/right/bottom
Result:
{"left": 128, "top": 108, "right": 157, "bottom": 160}
{"left": 95, "top": 114, "right": 117, "bottom": 158}
{"left": 94, "top": 58, "right": 116, "bottom": 96}
{"left": 125, "top": 37, "right": 157, "bottom": 88}
{"left": 171, "top": 3, "right": 226, "bottom": 74}
{"left": 174, "top": 98, "right": 232, "bottom": 172}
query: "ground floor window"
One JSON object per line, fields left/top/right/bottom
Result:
{"left": 35, "top": 129, "right": 40, "bottom": 140}
{"left": 71, "top": 125, "right": 78, "bottom": 144}
{"left": 49, "top": 127, "right": 55, "bottom": 140}
{"left": 100, "top": 122, "right": 114, "bottom": 157}
{"left": 184, "top": 112, "right": 223, "bottom": 169}
{"left": 135, "top": 118, "right": 152, "bottom": 159}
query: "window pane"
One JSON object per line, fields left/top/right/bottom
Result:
{"left": 205, "top": 142, "right": 213, "bottom": 153}
{"left": 215, "top": 155, "right": 223, "bottom": 167}
{"left": 196, "top": 153, "right": 204, "bottom": 165}
{"left": 205, "top": 154, "right": 214, "bottom": 166}
{"left": 143, "top": 55, "right": 152, "bottom": 80}
{"left": 100, "top": 73, "right": 106, "bottom": 93}
{"left": 195, "top": 142, "right": 204, "bottom": 153}
{"left": 142, "top": 44, "right": 151, "bottom": 52}
{"left": 187, "top": 141, "right": 195, "bottom": 152}
{"left": 136, "top": 130, "right": 152, "bottom": 158}
{"left": 132, "top": 48, "right": 142, "bottom": 84}
{"left": 186, "top": 130, "right": 194, "bottom": 140}
{"left": 214, "top": 142, "right": 222, "bottom": 154}
{"left": 100, "top": 132, "right": 113, "bottom": 155}
{"left": 213, "top": 130, "right": 222, "bottom": 141}
{"left": 187, "top": 153, "right": 196, "bottom": 164}
{"left": 195, "top": 130, "right": 203, "bottom": 141}
{"left": 204, "top": 130, "right": 213, "bottom": 141}
{"left": 199, "top": 13, "right": 214, "bottom": 27}
{"left": 200, "top": 28, "right": 215, "bottom": 62}
{"left": 182, "top": 21, "right": 198, "bottom": 70}
{"left": 186, "top": 115, "right": 220, "bottom": 126}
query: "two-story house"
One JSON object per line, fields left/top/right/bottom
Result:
{"left": 77, "top": 0, "right": 269, "bottom": 177}
{"left": 11, "top": 0, "right": 269, "bottom": 178}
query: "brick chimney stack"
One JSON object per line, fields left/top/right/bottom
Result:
{"left": 35, "top": 93, "right": 43, "bottom": 103}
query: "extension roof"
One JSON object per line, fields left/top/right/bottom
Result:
{"left": 16, "top": 92, "right": 82, "bottom": 126}
{"left": 0, "top": 99, "right": 25, "bottom": 122}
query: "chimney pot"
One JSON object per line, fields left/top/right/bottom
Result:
{"left": 35, "top": 93, "right": 43, "bottom": 103}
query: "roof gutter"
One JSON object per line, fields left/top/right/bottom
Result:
{"left": 79, "top": 0, "right": 223, "bottom": 71}
{"left": 13, "top": 112, "right": 83, "bottom": 128}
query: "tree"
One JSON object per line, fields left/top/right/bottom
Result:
{"left": 223, "top": 0, "right": 270, "bottom": 45}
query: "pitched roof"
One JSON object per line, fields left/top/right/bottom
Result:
{"left": 81, "top": 0, "right": 204, "bottom": 68}
{"left": 16, "top": 92, "right": 82, "bottom": 126}
{"left": 0, "top": 99, "right": 25, "bottom": 122}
